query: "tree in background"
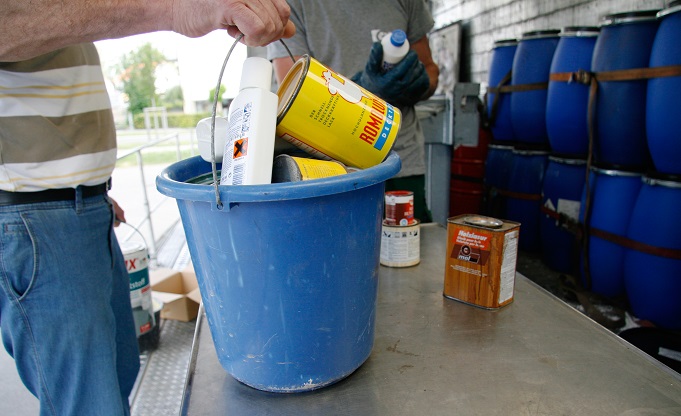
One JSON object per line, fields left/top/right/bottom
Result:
{"left": 209, "top": 84, "right": 227, "bottom": 104}
{"left": 162, "top": 85, "right": 184, "bottom": 112}
{"left": 119, "top": 43, "right": 166, "bottom": 115}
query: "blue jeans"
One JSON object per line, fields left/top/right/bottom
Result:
{"left": 0, "top": 192, "right": 140, "bottom": 415}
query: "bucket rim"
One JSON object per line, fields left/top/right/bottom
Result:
{"left": 156, "top": 152, "right": 401, "bottom": 206}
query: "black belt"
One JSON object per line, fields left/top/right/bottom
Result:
{"left": 0, "top": 182, "right": 109, "bottom": 206}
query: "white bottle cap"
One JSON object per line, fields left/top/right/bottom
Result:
{"left": 390, "top": 29, "right": 407, "bottom": 47}
{"left": 196, "top": 116, "right": 229, "bottom": 163}
{"left": 239, "top": 57, "right": 273, "bottom": 91}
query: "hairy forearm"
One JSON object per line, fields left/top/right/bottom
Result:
{"left": 0, "top": 0, "right": 172, "bottom": 61}
{"left": 0, "top": 0, "right": 294, "bottom": 61}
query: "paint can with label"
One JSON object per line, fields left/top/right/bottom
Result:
{"left": 443, "top": 215, "right": 520, "bottom": 309}
{"left": 272, "top": 154, "right": 348, "bottom": 182}
{"left": 276, "top": 55, "right": 400, "bottom": 169}
{"left": 384, "top": 190, "right": 415, "bottom": 225}
{"left": 380, "top": 220, "right": 421, "bottom": 267}
{"left": 121, "top": 240, "right": 156, "bottom": 338}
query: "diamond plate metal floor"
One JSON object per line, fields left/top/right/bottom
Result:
{"left": 131, "top": 318, "right": 196, "bottom": 416}
{"left": 130, "top": 221, "right": 196, "bottom": 416}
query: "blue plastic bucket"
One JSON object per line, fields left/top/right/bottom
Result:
{"left": 546, "top": 27, "right": 599, "bottom": 156}
{"left": 511, "top": 30, "right": 560, "bottom": 144}
{"left": 487, "top": 39, "right": 518, "bottom": 142}
{"left": 647, "top": 4, "right": 681, "bottom": 175}
{"left": 540, "top": 156, "right": 586, "bottom": 273}
{"left": 592, "top": 10, "right": 659, "bottom": 168}
{"left": 624, "top": 176, "right": 681, "bottom": 329}
{"left": 483, "top": 143, "right": 514, "bottom": 218}
{"left": 156, "top": 152, "right": 401, "bottom": 392}
{"left": 579, "top": 167, "right": 642, "bottom": 297}
{"left": 504, "top": 149, "right": 549, "bottom": 251}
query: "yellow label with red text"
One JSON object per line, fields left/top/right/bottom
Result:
{"left": 276, "top": 56, "right": 400, "bottom": 169}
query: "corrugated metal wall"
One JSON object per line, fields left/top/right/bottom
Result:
{"left": 430, "top": 0, "right": 666, "bottom": 85}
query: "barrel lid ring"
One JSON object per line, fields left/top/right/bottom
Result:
{"left": 521, "top": 29, "right": 561, "bottom": 40}
{"left": 560, "top": 26, "right": 600, "bottom": 37}
{"left": 601, "top": 10, "right": 660, "bottom": 26}
{"left": 658, "top": 1, "right": 681, "bottom": 18}
{"left": 493, "top": 39, "right": 519, "bottom": 47}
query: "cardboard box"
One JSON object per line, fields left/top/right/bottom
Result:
{"left": 150, "top": 265, "right": 201, "bottom": 322}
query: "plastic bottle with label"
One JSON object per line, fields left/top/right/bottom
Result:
{"left": 220, "top": 57, "right": 278, "bottom": 185}
{"left": 381, "top": 29, "right": 410, "bottom": 72}
{"left": 195, "top": 116, "right": 229, "bottom": 163}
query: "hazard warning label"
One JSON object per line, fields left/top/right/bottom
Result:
{"left": 234, "top": 138, "right": 248, "bottom": 158}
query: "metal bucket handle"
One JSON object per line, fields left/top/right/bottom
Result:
{"left": 208, "top": 36, "right": 296, "bottom": 210}
{"left": 117, "top": 218, "right": 150, "bottom": 251}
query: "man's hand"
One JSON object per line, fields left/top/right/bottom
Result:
{"left": 110, "top": 198, "right": 126, "bottom": 227}
{"left": 172, "top": 0, "right": 296, "bottom": 47}
{"left": 351, "top": 42, "right": 430, "bottom": 108}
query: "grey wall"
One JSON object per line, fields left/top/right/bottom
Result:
{"left": 430, "top": 0, "right": 666, "bottom": 86}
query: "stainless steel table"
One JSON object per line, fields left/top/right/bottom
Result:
{"left": 182, "top": 224, "right": 681, "bottom": 415}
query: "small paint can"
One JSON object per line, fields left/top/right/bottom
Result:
{"left": 380, "top": 220, "right": 421, "bottom": 267}
{"left": 384, "top": 190, "right": 415, "bottom": 225}
{"left": 121, "top": 241, "right": 156, "bottom": 337}
{"left": 272, "top": 154, "right": 348, "bottom": 182}
{"left": 276, "top": 55, "right": 401, "bottom": 169}
{"left": 443, "top": 215, "right": 520, "bottom": 309}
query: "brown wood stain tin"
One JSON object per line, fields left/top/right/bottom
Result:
{"left": 443, "top": 215, "right": 520, "bottom": 309}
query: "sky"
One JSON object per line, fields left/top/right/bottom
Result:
{"left": 94, "top": 30, "right": 248, "bottom": 110}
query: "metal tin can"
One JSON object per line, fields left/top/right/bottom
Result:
{"left": 443, "top": 215, "right": 520, "bottom": 309}
{"left": 276, "top": 55, "right": 400, "bottom": 169}
{"left": 121, "top": 241, "right": 156, "bottom": 337}
{"left": 380, "top": 220, "right": 421, "bottom": 267}
{"left": 272, "top": 154, "right": 348, "bottom": 182}
{"left": 384, "top": 190, "right": 415, "bottom": 225}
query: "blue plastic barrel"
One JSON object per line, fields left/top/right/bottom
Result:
{"left": 647, "top": 3, "right": 681, "bottom": 175}
{"left": 592, "top": 10, "right": 659, "bottom": 168}
{"left": 483, "top": 143, "right": 514, "bottom": 218}
{"left": 540, "top": 157, "right": 586, "bottom": 273}
{"left": 579, "top": 168, "right": 642, "bottom": 297}
{"left": 504, "top": 149, "right": 549, "bottom": 251}
{"left": 156, "top": 153, "right": 401, "bottom": 392}
{"left": 487, "top": 39, "right": 518, "bottom": 142}
{"left": 624, "top": 176, "right": 681, "bottom": 329}
{"left": 546, "top": 27, "right": 600, "bottom": 156}
{"left": 511, "top": 30, "right": 560, "bottom": 144}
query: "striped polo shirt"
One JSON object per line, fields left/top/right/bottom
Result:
{"left": 0, "top": 43, "right": 116, "bottom": 192}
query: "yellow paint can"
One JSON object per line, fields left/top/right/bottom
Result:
{"left": 276, "top": 55, "right": 401, "bottom": 169}
{"left": 272, "top": 154, "right": 348, "bottom": 182}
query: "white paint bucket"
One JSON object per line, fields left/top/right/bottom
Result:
{"left": 121, "top": 241, "right": 156, "bottom": 337}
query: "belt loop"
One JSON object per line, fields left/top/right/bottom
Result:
{"left": 75, "top": 185, "right": 84, "bottom": 213}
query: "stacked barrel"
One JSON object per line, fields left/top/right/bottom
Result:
{"left": 482, "top": 3, "right": 681, "bottom": 329}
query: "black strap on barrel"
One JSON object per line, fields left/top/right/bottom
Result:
{"left": 587, "top": 226, "right": 681, "bottom": 261}
{"left": 548, "top": 64, "right": 681, "bottom": 289}
{"left": 497, "top": 189, "right": 542, "bottom": 201}
{"left": 484, "top": 70, "right": 512, "bottom": 129}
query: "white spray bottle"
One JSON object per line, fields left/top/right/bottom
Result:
{"left": 220, "top": 57, "right": 277, "bottom": 185}
{"left": 381, "top": 29, "right": 410, "bottom": 72}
